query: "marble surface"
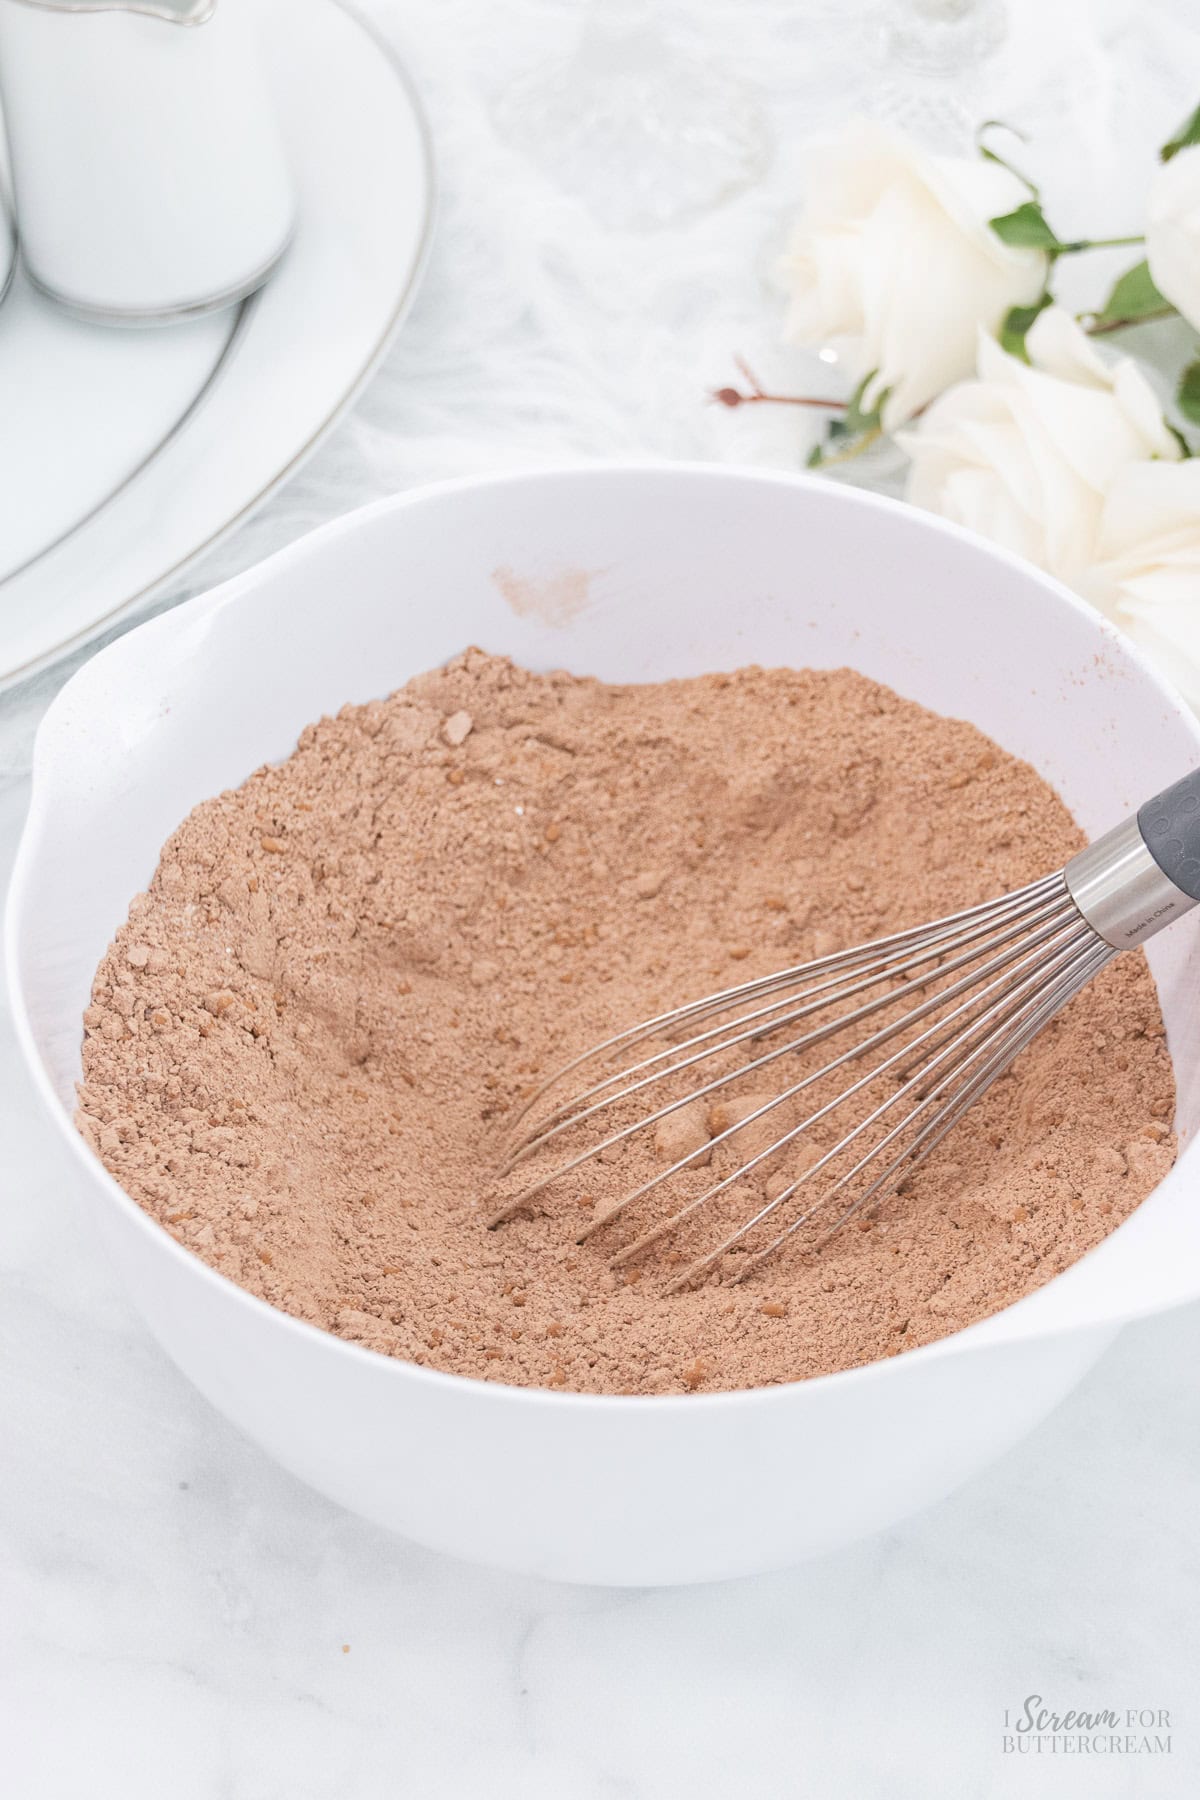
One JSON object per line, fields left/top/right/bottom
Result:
{"left": 4, "top": 1, "right": 1200, "bottom": 1793}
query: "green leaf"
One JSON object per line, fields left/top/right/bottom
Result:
{"left": 810, "top": 371, "right": 891, "bottom": 470}
{"left": 1177, "top": 360, "right": 1200, "bottom": 425}
{"left": 999, "top": 291, "right": 1052, "bottom": 360}
{"left": 989, "top": 201, "right": 1062, "bottom": 251}
{"left": 1092, "top": 259, "right": 1172, "bottom": 327}
{"left": 976, "top": 119, "right": 1039, "bottom": 200}
{"left": 1161, "top": 102, "right": 1200, "bottom": 163}
{"left": 841, "top": 372, "right": 889, "bottom": 437}
{"left": 1166, "top": 421, "right": 1193, "bottom": 460}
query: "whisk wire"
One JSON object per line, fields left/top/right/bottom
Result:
{"left": 670, "top": 930, "right": 1112, "bottom": 1291}
{"left": 503, "top": 873, "right": 1065, "bottom": 1138}
{"left": 501, "top": 879, "right": 1073, "bottom": 1174}
{"left": 487, "top": 870, "right": 1116, "bottom": 1286}
{"left": 491, "top": 883, "right": 1084, "bottom": 1232}
{"left": 629, "top": 913, "right": 1101, "bottom": 1290}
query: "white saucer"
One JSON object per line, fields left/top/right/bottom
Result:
{"left": 0, "top": 0, "right": 434, "bottom": 689}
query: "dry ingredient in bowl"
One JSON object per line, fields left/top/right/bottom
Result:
{"left": 77, "top": 652, "right": 1176, "bottom": 1395}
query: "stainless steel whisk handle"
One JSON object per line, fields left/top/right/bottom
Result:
{"left": 1066, "top": 768, "right": 1200, "bottom": 948}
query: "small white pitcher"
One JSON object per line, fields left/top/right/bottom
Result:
{"left": 0, "top": 0, "right": 295, "bottom": 322}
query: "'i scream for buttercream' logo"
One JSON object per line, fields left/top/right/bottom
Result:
{"left": 1002, "top": 1695, "right": 1172, "bottom": 1756}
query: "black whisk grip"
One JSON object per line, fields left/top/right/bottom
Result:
{"left": 1139, "top": 768, "right": 1200, "bottom": 901}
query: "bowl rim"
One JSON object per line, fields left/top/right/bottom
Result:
{"left": 8, "top": 459, "right": 1200, "bottom": 1415}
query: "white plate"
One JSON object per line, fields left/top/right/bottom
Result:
{"left": 0, "top": 0, "right": 434, "bottom": 689}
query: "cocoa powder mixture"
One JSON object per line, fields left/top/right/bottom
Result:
{"left": 77, "top": 652, "right": 1176, "bottom": 1394}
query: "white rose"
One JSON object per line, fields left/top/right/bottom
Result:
{"left": 900, "top": 307, "right": 1179, "bottom": 583}
{"left": 783, "top": 120, "right": 1047, "bottom": 430}
{"left": 1083, "top": 461, "right": 1200, "bottom": 706}
{"left": 1146, "top": 145, "right": 1200, "bottom": 333}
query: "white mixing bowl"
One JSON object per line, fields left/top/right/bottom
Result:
{"left": 9, "top": 466, "right": 1200, "bottom": 1586}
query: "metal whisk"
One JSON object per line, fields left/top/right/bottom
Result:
{"left": 489, "top": 771, "right": 1200, "bottom": 1290}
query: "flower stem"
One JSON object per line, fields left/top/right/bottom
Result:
{"left": 712, "top": 356, "right": 844, "bottom": 411}
{"left": 1058, "top": 233, "right": 1145, "bottom": 254}
{"left": 712, "top": 387, "right": 844, "bottom": 410}
{"left": 1084, "top": 306, "right": 1176, "bottom": 337}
